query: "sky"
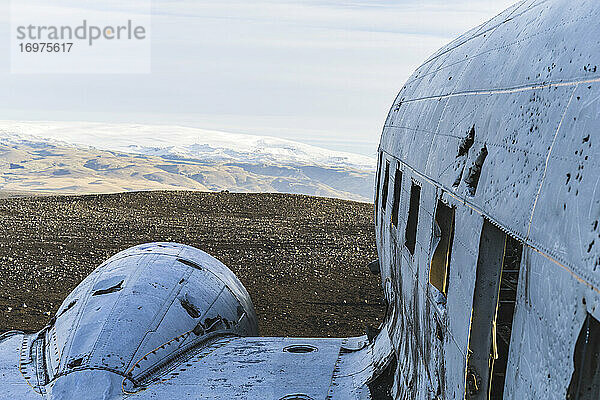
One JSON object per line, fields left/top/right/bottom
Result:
{"left": 0, "top": 0, "right": 516, "bottom": 156}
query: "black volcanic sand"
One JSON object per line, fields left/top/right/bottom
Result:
{"left": 0, "top": 191, "right": 384, "bottom": 337}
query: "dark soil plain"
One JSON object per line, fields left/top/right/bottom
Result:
{"left": 0, "top": 191, "right": 384, "bottom": 337}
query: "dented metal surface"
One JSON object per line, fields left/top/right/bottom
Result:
{"left": 1, "top": 0, "right": 600, "bottom": 398}
{"left": 377, "top": 0, "right": 600, "bottom": 398}
{"left": 2, "top": 243, "right": 262, "bottom": 398}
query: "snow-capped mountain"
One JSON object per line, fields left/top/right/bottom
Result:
{"left": 0, "top": 121, "right": 375, "bottom": 170}
{"left": 0, "top": 121, "right": 376, "bottom": 202}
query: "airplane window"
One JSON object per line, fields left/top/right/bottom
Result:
{"left": 405, "top": 182, "right": 421, "bottom": 255}
{"left": 491, "top": 235, "right": 523, "bottom": 399}
{"left": 429, "top": 200, "right": 455, "bottom": 296}
{"left": 391, "top": 168, "right": 402, "bottom": 227}
{"left": 567, "top": 313, "right": 600, "bottom": 400}
{"left": 382, "top": 161, "right": 390, "bottom": 211}
{"left": 467, "top": 222, "right": 523, "bottom": 399}
{"left": 375, "top": 152, "right": 383, "bottom": 225}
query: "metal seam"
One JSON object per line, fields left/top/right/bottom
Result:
{"left": 526, "top": 84, "right": 578, "bottom": 238}
{"left": 398, "top": 76, "right": 600, "bottom": 104}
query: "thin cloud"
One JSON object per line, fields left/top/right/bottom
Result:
{"left": 0, "top": 0, "right": 517, "bottom": 155}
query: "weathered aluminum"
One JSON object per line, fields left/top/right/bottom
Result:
{"left": 1, "top": 243, "right": 261, "bottom": 398}
{"left": 377, "top": 0, "right": 600, "bottom": 398}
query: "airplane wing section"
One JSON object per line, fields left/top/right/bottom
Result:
{"left": 0, "top": 331, "right": 383, "bottom": 399}
{"left": 124, "top": 336, "right": 375, "bottom": 400}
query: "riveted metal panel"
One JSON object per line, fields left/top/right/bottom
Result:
{"left": 378, "top": 1, "right": 600, "bottom": 396}
{"left": 503, "top": 249, "right": 594, "bottom": 399}
{"left": 529, "top": 82, "right": 600, "bottom": 282}
{"left": 15, "top": 243, "right": 260, "bottom": 398}
{"left": 0, "top": 333, "right": 41, "bottom": 399}
{"left": 125, "top": 337, "right": 348, "bottom": 400}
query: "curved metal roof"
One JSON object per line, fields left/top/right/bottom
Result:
{"left": 43, "top": 242, "right": 258, "bottom": 394}
{"left": 381, "top": 0, "right": 600, "bottom": 293}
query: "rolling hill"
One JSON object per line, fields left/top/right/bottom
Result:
{"left": 0, "top": 121, "right": 376, "bottom": 202}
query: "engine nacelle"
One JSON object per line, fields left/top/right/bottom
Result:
{"left": 21, "top": 243, "right": 258, "bottom": 398}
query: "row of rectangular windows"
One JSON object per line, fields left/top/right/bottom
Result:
{"left": 375, "top": 153, "right": 447, "bottom": 292}
{"left": 374, "top": 151, "right": 599, "bottom": 399}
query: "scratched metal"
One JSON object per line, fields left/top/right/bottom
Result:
{"left": 377, "top": 0, "right": 600, "bottom": 398}
{"left": 1, "top": 243, "right": 261, "bottom": 398}
{"left": 129, "top": 337, "right": 350, "bottom": 399}
{"left": 0, "top": 332, "right": 40, "bottom": 399}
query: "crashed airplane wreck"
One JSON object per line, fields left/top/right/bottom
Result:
{"left": 1, "top": 0, "right": 599, "bottom": 398}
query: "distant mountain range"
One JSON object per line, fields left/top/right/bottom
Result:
{"left": 0, "top": 121, "right": 376, "bottom": 202}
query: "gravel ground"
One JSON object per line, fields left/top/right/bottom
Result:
{"left": 0, "top": 191, "right": 383, "bottom": 337}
